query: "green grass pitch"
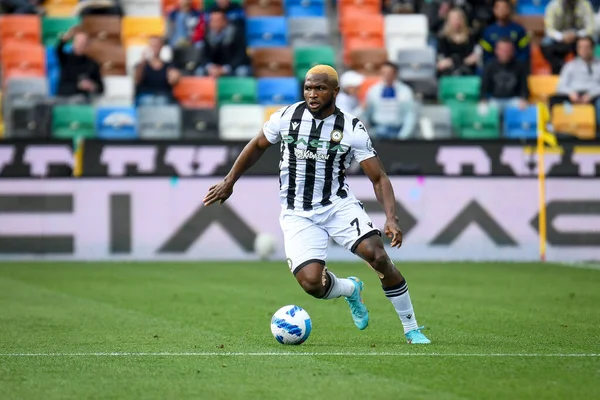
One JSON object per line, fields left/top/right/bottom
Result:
{"left": 0, "top": 261, "right": 599, "bottom": 400}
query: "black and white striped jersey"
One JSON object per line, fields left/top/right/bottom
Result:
{"left": 263, "top": 101, "right": 377, "bottom": 211}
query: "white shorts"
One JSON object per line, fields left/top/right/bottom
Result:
{"left": 279, "top": 197, "right": 381, "bottom": 275}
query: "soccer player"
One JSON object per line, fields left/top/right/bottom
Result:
{"left": 203, "top": 65, "right": 430, "bottom": 344}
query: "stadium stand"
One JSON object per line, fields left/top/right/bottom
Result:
{"left": 0, "top": 0, "right": 598, "bottom": 140}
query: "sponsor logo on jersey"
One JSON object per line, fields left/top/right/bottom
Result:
{"left": 294, "top": 148, "right": 330, "bottom": 161}
{"left": 282, "top": 135, "right": 347, "bottom": 152}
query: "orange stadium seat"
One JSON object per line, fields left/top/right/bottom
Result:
{"left": 338, "top": 0, "right": 381, "bottom": 24}
{"left": 348, "top": 48, "right": 388, "bottom": 75}
{"left": 82, "top": 16, "right": 122, "bottom": 44}
{"left": 121, "top": 17, "right": 166, "bottom": 47}
{"left": 1, "top": 44, "right": 45, "bottom": 83}
{"left": 531, "top": 42, "right": 551, "bottom": 75}
{"left": 340, "top": 13, "right": 383, "bottom": 37}
{"left": 245, "top": 0, "right": 284, "bottom": 16}
{"left": 173, "top": 77, "right": 217, "bottom": 108}
{"left": 551, "top": 104, "right": 596, "bottom": 139}
{"left": 252, "top": 47, "right": 294, "bottom": 77}
{"left": 343, "top": 36, "right": 385, "bottom": 66}
{"left": 0, "top": 15, "right": 41, "bottom": 48}
{"left": 357, "top": 75, "right": 380, "bottom": 104}
{"left": 528, "top": 75, "right": 559, "bottom": 103}
{"left": 162, "top": 0, "right": 202, "bottom": 14}
{"left": 264, "top": 105, "right": 285, "bottom": 121}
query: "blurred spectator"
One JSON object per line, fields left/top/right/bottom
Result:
{"left": 362, "top": 62, "right": 417, "bottom": 139}
{"left": 336, "top": 70, "right": 365, "bottom": 114}
{"left": 56, "top": 27, "right": 104, "bottom": 103}
{"left": 134, "top": 36, "right": 181, "bottom": 106}
{"left": 73, "top": 0, "right": 124, "bottom": 17}
{"left": 167, "top": 0, "right": 204, "bottom": 48}
{"left": 209, "top": 0, "right": 245, "bottom": 28}
{"left": 428, "top": 0, "right": 454, "bottom": 36}
{"left": 196, "top": 10, "right": 251, "bottom": 78}
{"left": 480, "top": 38, "right": 529, "bottom": 116}
{"left": 436, "top": 8, "right": 479, "bottom": 76}
{"left": 382, "top": 0, "right": 417, "bottom": 14}
{"left": 542, "top": 0, "right": 595, "bottom": 74}
{"left": 0, "top": 0, "right": 42, "bottom": 14}
{"left": 480, "top": 0, "right": 530, "bottom": 65}
{"left": 550, "top": 36, "right": 600, "bottom": 128}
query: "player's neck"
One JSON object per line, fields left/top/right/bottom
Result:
{"left": 309, "top": 106, "right": 336, "bottom": 121}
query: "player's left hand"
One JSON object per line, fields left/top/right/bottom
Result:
{"left": 203, "top": 179, "right": 233, "bottom": 206}
{"left": 384, "top": 217, "right": 403, "bottom": 248}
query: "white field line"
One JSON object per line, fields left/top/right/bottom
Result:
{"left": 0, "top": 352, "right": 598, "bottom": 357}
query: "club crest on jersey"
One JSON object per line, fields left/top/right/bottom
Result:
{"left": 330, "top": 130, "right": 343, "bottom": 142}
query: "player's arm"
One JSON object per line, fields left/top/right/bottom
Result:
{"left": 360, "top": 157, "right": 402, "bottom": 248}
{"left": 203, "top": 131, "right": 273, "bottom": 206}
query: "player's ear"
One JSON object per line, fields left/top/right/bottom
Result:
{"left": 333, "top": 85, "right": 340, "bottom": 97}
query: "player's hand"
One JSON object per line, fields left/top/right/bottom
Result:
{"left": 384, "top": 217, "right": 403, "bottom": 248}
{"left": 203, "top": 179, "right": 234, "bottom": 206}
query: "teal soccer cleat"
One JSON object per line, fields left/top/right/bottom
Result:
{"left": 405, "top": 326, "right": 431, "bottom": 344}
{"left": 345, "top": 277, "right": 369, "bottom": 330}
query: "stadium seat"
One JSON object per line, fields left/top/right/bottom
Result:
{"left": 338, "top": 0, "right": 381, "bottom": 18}
{"left": 95, "top": 106, "right": 137, "bottom": 139}
{"left": 284, "top": 0, "right": 326, "bottom": 17}
{"left": 504, "top": 105, "right": 538, "bottom": 139}
{"left": 137, "top": 105, "right": 181, "bottom": 139}
{"left": 384, "top": 14, "right": 428, "bottom": 57}
{"left": 406, "top": 79, "right": 438, "bottom": 102}
{"left": 85, "top": 41, "right": 127, "bottom": 76}
{"left": 340, "top": 14, "right": 383, "bottom": 38}
{"left": 181, "top": 108, "right": 220, "bottom": 139}
{"left": 528, "top": 75, "right": 559, "bottom": 103}
{"left": 348, "top": 48, "right": 388, "bottom": 76}
{"left": 162, "top": 0, "right": 201, "bottom": 14}
{"left": 457, "top": 104, "right": 500, "bottom": 139}
{"left": 46, "top": 46, "right": 60, "bottom": 96}
{"left": 246, "top": 17, "right": 288, "bottom": 48}
{"left": 42, "top": 17, "right": 79, "bottom": 47}
{"left": 294, "top": 46, "right": 335, "bottom": 81}
{"left": 0, "top": 15, "right": 41, "bottom": 48}
{"left": 219, "top": 104, "right": 265, "bottom": 140}
{"left": 82, "top": 16, "right": 122, "bottom": 44}
{"left": 43, "top": 0, "right": 78, "bottom": 17}
{"left": 4, "top": 76, "right": 49, "bottom": 101}
{"left": 173, "top": 77, "right": 217, "bottom": 108}
{"left": 551, "top": 104, "right": 596, "bottom": 139}
{"left": 173, "top": 46, "right": 203, "bottom": 75}
{"left": 126, "top": 45, "right": 145, "bottom": 75}
{"left": 417, "top": 105, "right": 453, "bottom": 139}
{"left": 121, "top": 17, "right": 166, "bottom": 47}
{"left": 512, "top": 15, "right": 545, "bottom": 43}
{"left": 96, "top": 76, "right": 134, "bottom": 106}
{"left": 1, "top": 44, "right": 46, "bottom": 82}
{"left": 439, "top": 76, "right": 481, "bottom": 103}
{"left": 257, "top": 77, "right": 300, "bottom": 105}
{"left": 264, "top": 105, "right": 285, "bottom": 121}
{"left": 252, "top": 48, "right": 294, "bottom": 78}
{"left": 217, "top": 77, "right": 257, "bottom": 104}
{"left": 288, "top": 17, "right": 329, "bottom": 48}
{"left": 246, "top": 0, "right": 284, "bottom": 16}
{"left": 397, "top": 47, "right": 436, "bottom": 81}
{"left": 515, "top": 0, "right": 550, "bottom": 16}
{"left": 52, "top": 105, "right": 96, "bottom": 139}
{"left": 531, "top": 43, "right": 551, "bottom": 75}
{"left": 357, "top": 76, "right": 379, "bottom": 104}
{"left": 122, "top": 0, "right": 162, "bottom": 17}
{"left": 6, "top": 99, "right": 53, "bottom": 139}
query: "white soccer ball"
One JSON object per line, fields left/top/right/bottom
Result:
{"left": 254, "top": 233, "right": 277, "bottom": 260}
{"left": 270, "top": 305, "right": 312, "bottom": 345}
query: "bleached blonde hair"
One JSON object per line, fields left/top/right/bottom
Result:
{"left": 306, "top": 65, "right": 339, "bottom": 87}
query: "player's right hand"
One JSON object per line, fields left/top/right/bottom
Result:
{"left": 203, "top": 179, "right": 233, "bottom": 206}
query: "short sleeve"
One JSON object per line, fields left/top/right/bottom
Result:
{"left": 350, "top": 119, "right": 377, "bottom": 164}
{"left": 262, "top": 108, "right": 284, "bottom": 144}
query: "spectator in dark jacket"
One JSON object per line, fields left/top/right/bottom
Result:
{"left": 196, "top": 10, "right": 250, "bottom": 78}
{"left": 56, "top": 27, "right": 104, "bottom": 103}
{"left": 480, "top": 0, "right": 530, "bottom": 65}
{"left": 167, "top": 0, "right": 203, "bottom": 48}
{"left": 480, "top": 38, "right": 529, "bottom": 115}
{"left": 134, "top": 36, "right": 181, "bottom": 106}
{"left": 436, "top": 8, "right": 480, "bottom": 76}
{"left": 209, "top": 0, "right": 245, "bottom": 27}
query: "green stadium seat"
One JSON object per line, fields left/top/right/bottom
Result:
{"left": 217, "top": 77, "right": 257, "bottom": 105}
{"left": 42, "top": 17, "right": 79, "bottom": 47}
{"left": 438, "top": 76, "right": 481, "bottom": 104}
{"left": 52, "top": 105, "right": 96, "bottom": 139}
{"left": 456, "top": 103, "right": 500, "bottom": 139}
{"left": 595, "top": 45, "right": 600, "bottom": 58}
{"left": 293, "top": 46, "right": 335, "bottom": 81}
{"left": 203, "top": 0, "right": 243, "bottom": 11}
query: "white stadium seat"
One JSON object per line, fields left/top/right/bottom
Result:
{"left": 96, "top": 76, "right": 134, "bottom": 106}
{"left": 121, "top": 0, "right": 162, "bottom": 17}
{"left": 384, "top": 14, "right": 428, "bottom": 58}
{"left": 219, "top": 105, "right": 265, "bottom": 141}
{"left": 126, "top": 45, "right": 173, "bottom": 76}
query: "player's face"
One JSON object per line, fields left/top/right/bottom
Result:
{"left": 304, "top": 74, "right": 339, "bottom": 118}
